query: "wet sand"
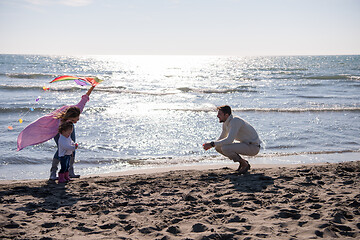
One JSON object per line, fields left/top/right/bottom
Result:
{"left": 0, "top": 161, "right": 359, "bottom": 239}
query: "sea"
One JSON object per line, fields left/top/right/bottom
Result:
{"left": 0, "top": 54, "right": 359, "bottom": 180}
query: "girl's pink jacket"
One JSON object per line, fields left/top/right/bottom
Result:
{"left": 17, "top": 95, "right": 89, "bottom": 151}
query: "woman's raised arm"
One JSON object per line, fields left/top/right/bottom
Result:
{"left": 86, "top": 85, "right": 95, "bottom": 96}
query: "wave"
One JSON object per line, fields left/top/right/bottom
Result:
{"left": 95, "top": 86, "right": 257, "bottom": 95}
{"left": 236, "top": 107, "right": 360, "bottom": 113}
{"left": 0, "top": 84, "right": 85, "bottom": 92}
{"left": 95, "top": 87, "right": 176, "bottom": 96}
{"left": 89, "top": 86, "right": 256, "bottom": 95}
{"left": 8, "top": 105, "right": 359, "bottom": 116}
{"left": 349, "top": 76, "right": 360, "bottom": 81}
{"left": 0, "top": 84, "right": 176, "bottom": 96}
{"left": 257, "top": 149, "right": 360, "bottom": 158}
{"left": 305, "top": 75, "right": 359, "bottom": 80}
{"left": 297, "top": 95, "right": 333, "bottom": 99}
{"left": 0, "top": 156, "right": 49, "bottom": 165}
{"left": 0, "top": 106, "right": 51, "bottom": 114}
{"left": 2, "top": 149, "right": 359, "bottom": 166}
{"left": 247, "top": 68, "right": 308, "bottom": 72}
{"left": 163, "top": 107, "right": 360, "bottom": 113}
{"left": 2, "top": 73, "right": 358, "bottom": 82}
{"left": 176, "top": 87, "right": 257, "bottom": 94}
{"left": 0, "top": 73, "right": 55, "bottom": 79}
{"left": 0, "top": 85, "right": 42, "bottom": 91}
{"left": 74, "top": 86, "right": 256, "bottom": 95}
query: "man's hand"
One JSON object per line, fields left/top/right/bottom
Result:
{"left": 203, "top": 143, "right": 213, "bottom": 151}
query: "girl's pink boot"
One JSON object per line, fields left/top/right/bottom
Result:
{"left": 64, "top": 172, "right": 71, "bottom": 181}
{"left": 58, "top": 173, "right": 66, "bottom": 183}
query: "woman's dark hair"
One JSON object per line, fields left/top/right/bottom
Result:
{"left": 217, "top": 105, "right": 232, "bottom": 116}
{"left": 58, "top": 121, "right": 74, "bottom": 134}
{"left": 56, "top": 106, "right": 80, "bottom": 122}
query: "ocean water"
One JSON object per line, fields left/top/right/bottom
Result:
{"left": 0, "top": 54, "right": 359, "bottom": 180}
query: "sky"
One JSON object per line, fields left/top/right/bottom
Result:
{"left": 0, "top": 0, "right": 359, "bottom": 56}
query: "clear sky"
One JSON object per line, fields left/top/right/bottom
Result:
{"left": 0, "top": 0, "right": 359, "bottom": 56}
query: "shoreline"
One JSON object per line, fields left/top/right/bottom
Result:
{"left": 2, "top": 150, "right": 360, "bottom": 181}
{"left": 0, "top": 161, "right": 337, "bottom": 185}
{"left": 1, "top": 160, "right": 359, "bottom": 239}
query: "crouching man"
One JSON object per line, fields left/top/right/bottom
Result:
{"left": 203, "top": 105, "right": 261, "bottom": 174}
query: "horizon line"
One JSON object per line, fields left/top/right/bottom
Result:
{"left": 1, "top": 53, "right": 360, "bottom": 57}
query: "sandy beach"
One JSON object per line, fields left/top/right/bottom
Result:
{"left": 1, "top": 161, "right": 359, "bottom": 240}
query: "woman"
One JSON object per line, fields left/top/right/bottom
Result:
{"left": 17, "top": 86, "right": 95, "bottom": 180}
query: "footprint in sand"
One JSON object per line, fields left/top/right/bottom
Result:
{"left": 166, "top": 226, "right": 181, "bottom": 234}
{"left": 228, "top": 216, "right": 247, "bottom": 223}
{"left": 277, "top": 209, "right": 301, "bottom": 220}
{"left": 192, "top": 223, "right": 208, "bottom": 232}
{"left": 4, "top": 222, "right": 20, "bottom": 229}
{"left": 41, "top": 222, "right": 58, "bottom": 228}
{"left": 99, "top": 223, "right": 118, "bottom": 229}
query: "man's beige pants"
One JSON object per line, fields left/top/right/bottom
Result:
{"left": 215, "top": 143, "right": 260, "bottom": 162}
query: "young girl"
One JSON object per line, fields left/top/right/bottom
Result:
{"left": 57, "top": 121, "right": 78, "bottom": 183}
{"left": 17, "top": 85, "right": 95, "bottom": 179}
{"left": 51, "top": 106, "right": 81, "bottom": 180}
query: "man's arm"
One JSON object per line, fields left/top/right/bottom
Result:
{"left": 214, "top": 118, "right": 242, "bottom": 146}
{"left": 203, "top": 123, "right": 227, "bottom": 150}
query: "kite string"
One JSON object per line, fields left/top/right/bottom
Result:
{"left": 17, "top": 97, "right": 40, "bottom": 123}
{"left": 8, "top": 89, "right": 47, "bottom": 130}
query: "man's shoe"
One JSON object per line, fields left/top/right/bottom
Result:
{"left": 236, "top": 161, "right": 251, "bottom": 174}
{"left": 246, "top": 160, "right": 251, "bottom": 170}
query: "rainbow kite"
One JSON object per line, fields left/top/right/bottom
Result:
{"left": 50, "top": 75, "right": 103, "bottom": 86}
